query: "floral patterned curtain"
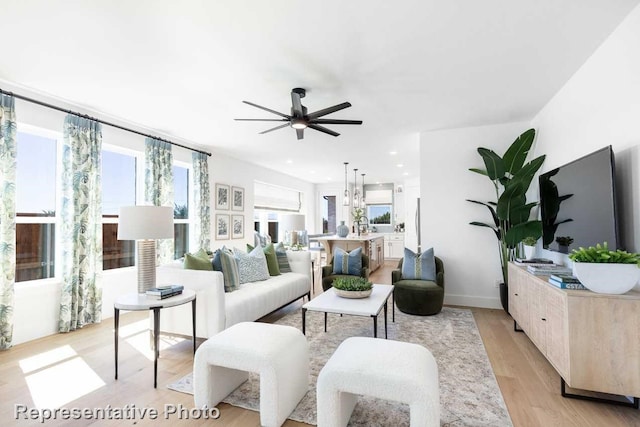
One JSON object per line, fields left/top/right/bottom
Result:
{"left": 192, "top": 152, "right": 211, "bottom": 251}
{"left": 0, "top": 94, "right": 17, "bottom": 349}
{"left": 145, "top": 138, "right": 174, "bottom": 263}
{"left": 59, "top": 115, "right": 103, "bottom": 333}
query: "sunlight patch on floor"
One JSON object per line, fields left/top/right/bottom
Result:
{"left": 124, "top": 332, "right": 187, "bottom": 361}
{"left": 116, "top": 319, "right": 149, "bottom": 338}
{"left": 25, "top": 357, "right": 105, "bottom": 408}
{"left": 19, "top": 345, "right": 77, "bottom": 374}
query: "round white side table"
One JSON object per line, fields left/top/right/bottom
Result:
{"left": 114, "top": 289, "right": 196, "bottom": 388}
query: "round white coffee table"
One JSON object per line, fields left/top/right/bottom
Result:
{"left": 114, "top": 289, "right": 196, "bottom": 388}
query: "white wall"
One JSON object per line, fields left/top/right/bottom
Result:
{"left": 419, "top": 121, "right": 530, "bottom": 309}
{"left": 531, "top": 4, "right": 640, "bottom": 261}
{"left": 7, "top": 85, "right": 316, "bottom": 345}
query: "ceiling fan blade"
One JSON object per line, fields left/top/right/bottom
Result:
{"left": 296, "top": 128, "right": 304, "bottom": 140}
{"left": 291, "top": 92, "right": 304, "bottom": 118}
{"left": 309, "top": 119, "right": 363, "bottom": 125}
{"left": 307, "top": 102, "right": 352, "bottom": 119}
{"left": 308, "top": 123, "right": 340, "bottom": 137}
{"left": 242, "top": 101, "right": 290, "bottom": 119}
{"left": 259, "top": 123, "right": 290, "bottom": 134}
{"left": 235, "top": 118, "right": 289, "bottom": 122}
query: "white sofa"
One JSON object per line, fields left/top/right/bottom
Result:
{"left": 155, "top": 250, "right": 311, "bottom": 339}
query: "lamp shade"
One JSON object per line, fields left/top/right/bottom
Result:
{"left": 117, "top": 206, "right": 174, "bottom": 240}
{"left": 280, "top": 214, "right": 305, "bottom": 232}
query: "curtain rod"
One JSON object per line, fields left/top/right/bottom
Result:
{"left": 0, "top": 87, "right": 211, "bottom": 157}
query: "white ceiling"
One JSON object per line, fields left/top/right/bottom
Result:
{"left": 1, "top": 0, "right": 638, "bottom": 185}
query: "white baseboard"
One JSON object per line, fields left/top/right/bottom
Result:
{"left": 444, "top": 294, "right": 503, "bottom": 310}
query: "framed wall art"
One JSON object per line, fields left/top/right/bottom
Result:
{"left": 232, "top": 214, "right": 244, "bottom": 239}
{"left": 232, "top": 186, "right": 244, "bottom": 211}
{"left": 215, "top": 214, "right": 230, "bottom": 240}
{"left": 215, "top": 183, "right": 230, "bottom": 210}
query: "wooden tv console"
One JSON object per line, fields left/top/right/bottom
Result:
{"left": 508, "top": 263, "right": 640, "bottom": 406}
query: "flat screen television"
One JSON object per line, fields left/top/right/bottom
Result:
{"left": 539, "top": 146, "right": 618, "bottom": 253}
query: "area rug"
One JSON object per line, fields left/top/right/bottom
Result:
{"left": 167, "top": 307, "right": 512, "bottom": 426}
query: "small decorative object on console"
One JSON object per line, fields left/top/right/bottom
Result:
{"left": 332, "top": 276, "right": 373, "bottom": 299}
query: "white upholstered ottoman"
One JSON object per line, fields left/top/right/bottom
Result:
{"left": 317, "top": 337, "right": 439, "bottom": 427}
{"left": 193, "top": 322, "right": 309, "bottom": 427}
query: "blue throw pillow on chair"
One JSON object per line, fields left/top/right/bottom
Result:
{"left": 402, "top": 247, "right": 436, "bottom": 281}
{"left": 332, "top": 247, "right": 363, "bottom": 275}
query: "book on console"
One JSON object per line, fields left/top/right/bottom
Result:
{"left": 549, "top": 274, "right": 581, "bottom": 284}
{"left": 548, "top": 278, "right": 586, "bottom": 290}
{"left": 514, "top": 258, "right": 554, "bottom": 265}
{"left": 526, "top": 265, "right": 572, "bottom": 275}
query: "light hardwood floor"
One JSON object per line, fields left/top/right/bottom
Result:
{"left": 1, "top": 260, "right": 639, "bottom": 426}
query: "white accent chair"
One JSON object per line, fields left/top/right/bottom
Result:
{"left": 317, "top": 337, "right": 439, "bottom": 427}
{"left": 193, "top": 322, "right": 309, "bottom": 427}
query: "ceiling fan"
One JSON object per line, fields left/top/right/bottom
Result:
{"left": 235, "top": 88, "right": 363, "bottom": 140}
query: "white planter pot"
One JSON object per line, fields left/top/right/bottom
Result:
{"left": 573, "top": 263, "right": 640, "bottom": 294}
{"left": 524, "top": 245, "right": 535, "bottom": 260}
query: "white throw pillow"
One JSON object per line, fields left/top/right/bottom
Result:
{"left": 233, "top": 246, "right": 270, "bottom": 284}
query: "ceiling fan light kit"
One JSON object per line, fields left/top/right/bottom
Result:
{"left": 236, "top": 88, "right": 362, "bottom": 140}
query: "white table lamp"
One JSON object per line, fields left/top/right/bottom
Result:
{"left": 280, "top": 214, "right": 306, "bottom": 247}
{"left": 118, "top": 206, "right": 174, "bottom": 294}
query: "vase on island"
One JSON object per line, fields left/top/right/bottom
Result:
{"left": 336, "top": 221, "right": 349, "bottom": 237}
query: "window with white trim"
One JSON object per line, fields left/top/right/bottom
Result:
{"left": 102, "top": 147, "right": 137, "bottom": 270}
{"left": 173, "top": 164, "right": 189, "bottom": 258}
{"left": 15, "top": 128, "right": 59, "bottom": 282}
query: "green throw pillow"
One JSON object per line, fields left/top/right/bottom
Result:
{"left": 247, "top": 243, "right": 281, "bottom": 276}
{"left": 184, "top": 252, "right": 213, "bottom": 270}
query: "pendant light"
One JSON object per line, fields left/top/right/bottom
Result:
{"left": 342, "top": 162, "right": 350, "bottom": 206}
{"left": 361, "top": 173, "right": 366, "bottom": 206}
{"left": 353, "top": 168, "right": 360, "bottom": 208}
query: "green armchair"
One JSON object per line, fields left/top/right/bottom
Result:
{"left": 392, "top": 257, "right": 444, "bottom": 315}
{"left": 322, "top": 253, "right": 370, "bottom": 291}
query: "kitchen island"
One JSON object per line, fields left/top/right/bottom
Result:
{"left": 316, "top": 234, "right": 385, "bottom": 272}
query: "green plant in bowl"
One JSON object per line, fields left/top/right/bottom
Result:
{"left": 522, "top": 236, "right": 538, "bottom": 246}
{"left": 332, "top": 276, "right": 373, "bottom": 291}
{"left": 569, "top": 242, "right": 640, "bottom": 265}
{"left": 569, "top": 242, "right": 640, "bottom": 294}
{"left": 332, "top": 277, "right": 373, "bottom": 298}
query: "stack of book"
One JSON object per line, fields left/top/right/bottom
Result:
{"left": 526, "top": 264, "right": 572, "bottom": 276}
{"left": 514, "top": 258, "right": 554, "bottom": 266}
{"left": 548, "top": 274, "right": 586, "bottom": 290}
{"left": 146, "top": 285, "right": 184, "bottom": 300}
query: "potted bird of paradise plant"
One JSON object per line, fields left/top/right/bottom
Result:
{"left": 467, "top": 128, "right": 545, "bottom": 313}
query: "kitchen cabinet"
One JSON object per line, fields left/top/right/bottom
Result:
{"left": 384, "top": 233, "right": 404, "bottom": 259}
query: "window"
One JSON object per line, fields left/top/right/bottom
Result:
{"left": 173, "top": 165, "right": 189, "bottom": 258}
{"left": 368, "top": 205, "right": 392, "bottom": 225}
{"left": 15, "top": 130, "right": 58, "bottom": 282}
{"left": 102, "top": 149, "right": 136, "bottom": 270}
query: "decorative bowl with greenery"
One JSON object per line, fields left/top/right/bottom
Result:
{"left": 332, "top": 276, "right": 373, "bottom": 298}
{"left": 522, "top": 236, "right": 538, "bottom": 247}
{"left": 568, "top": 242, "right": 640, "bottom": 265}
{"left": 569, "top": 242, "right": 640, "bottom": 294}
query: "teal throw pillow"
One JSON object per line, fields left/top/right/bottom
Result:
{"left": 274, "top": 242, "right": 292, "bottom": 273}
{"left": 332, "top": 247, "right": 362, "bottom": 275}
{"left": 402, "top": 247, "right": 436, "bottom": 281}
{"left": 233, "top": 246, "right": 270, "bottom": 284}
{"left": 212, "top": 246, "right": 230, "bottom": 271}
{"left": 219, "top": 250, "right": 240, "bottom": 292}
